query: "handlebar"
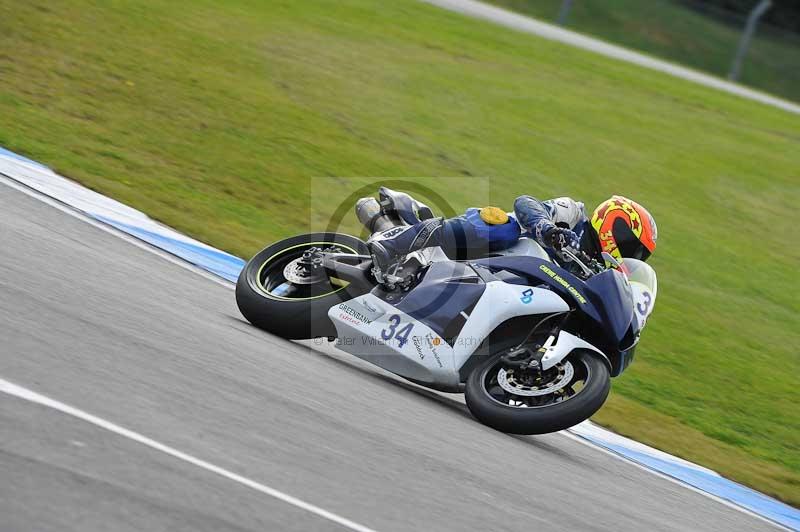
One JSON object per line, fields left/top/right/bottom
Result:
{"left": 559, "top": 248, "right": 605, "bottom": 278}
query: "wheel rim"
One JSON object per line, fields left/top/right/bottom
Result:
{"left": 480, "top": 355, "right": 591, "bottom": 408}
{"left": 255, "top": 242, "right": 357, "bottom": 301}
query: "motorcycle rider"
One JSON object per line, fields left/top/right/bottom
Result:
{"left": 365, "top": 194, "right": 657, "bottom": 276}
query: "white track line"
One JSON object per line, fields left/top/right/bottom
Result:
{"left": 0, "top": 378, "right": 377, "bottom": 532}
{"left": 422, "top": 0, "right": 800, "bottom": 115}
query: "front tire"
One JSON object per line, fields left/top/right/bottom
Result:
{"left": 235, "top": 232, "right": 370, "bottom": 339}
{"left": 465, "top": 349, "right": 610, "bottom": 434}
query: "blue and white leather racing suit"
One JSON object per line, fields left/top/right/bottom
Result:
{"left": 513, "top": 195, "right": 592, "bottom": 257}
{"left": 369, "top": 195, "right": 596, "bottom": 267}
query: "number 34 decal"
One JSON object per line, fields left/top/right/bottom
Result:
{"left": 381, "top": 314, "right": 415, "bottom": 348}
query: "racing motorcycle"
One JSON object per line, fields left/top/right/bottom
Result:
{"left": 236, "top": 188, "right": 657, "bottom": 434}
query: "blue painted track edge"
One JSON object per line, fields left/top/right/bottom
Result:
{"left": 573, "top": 432, "right": 798, "bottom": 530}
{"left": 0, "top": 147, "right": 50, "bottom": 169}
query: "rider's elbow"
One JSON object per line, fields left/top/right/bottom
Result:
{"left": 514, "top": 195, "right": 543, "bottom": 215}
{"left": 514, "top": 194, "right": 541, "bottom": 207}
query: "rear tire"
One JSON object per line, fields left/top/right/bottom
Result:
{"left": 235, "top": 232, "right": 371, "bottom": 339}
{"left": 465, "top": 350, "right": 610, "bottom": 434}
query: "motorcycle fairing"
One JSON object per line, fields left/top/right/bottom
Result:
{"left": 329, "top": 246, "right": 648, "bottom": 388}
{"left": 472, "top": 256, "right": 634, "bottom": 347}
{"left": 451, "top": 282, "right": 570, "bottom": 371}
{"left": 328, "top": 293, "right": 462, "bottom": 390}
{"left": 391, "top": 261, "right": 485, "bottom": 344}
{"left": 473, "top": 256, "right": 600, "bottom": 318}
{"left": 584, "top": 269, "right": 634, "bottom": 346}
{"left": 625, "top": 258, "right": 658, "bottom": 334}
{"left": 329, "top": 282, "right": 571, "bottom": 390}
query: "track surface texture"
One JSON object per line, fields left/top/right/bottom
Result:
{"left": 0, "top": 184, "right": 776, "bottom": 531}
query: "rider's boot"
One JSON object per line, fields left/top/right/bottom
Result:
{"left": 368, "top": 217, "right": 444, "bottom": 272}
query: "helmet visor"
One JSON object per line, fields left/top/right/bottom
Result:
{"left": 613, "top": 218, "right": 652, "bottom": 262}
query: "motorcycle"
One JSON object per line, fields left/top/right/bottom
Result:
{"left": 236, "top": 187, "right": 657, "bottom": 434}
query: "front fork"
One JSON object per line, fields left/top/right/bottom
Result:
{"left": 501, "top": 312, "right": 569, "bottom": 372}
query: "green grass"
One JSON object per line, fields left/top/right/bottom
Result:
{"left": 1, "top": 0, "right": 799, "bottom": 505}
{"left": 489, "top": 0, "right": 800, "bottom": 102}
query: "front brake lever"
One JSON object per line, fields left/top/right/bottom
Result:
{"left": 559, "top": 248, "right": 594, "bottom": 278}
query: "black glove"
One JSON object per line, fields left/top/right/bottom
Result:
{"left": 542, "top": 226, "right": 580, "bottom": 252}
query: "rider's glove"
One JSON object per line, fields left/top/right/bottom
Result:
{"left": 542, "top": 226, "right": 580, "bottom": 252}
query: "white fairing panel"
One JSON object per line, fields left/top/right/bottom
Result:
{"left": 452, "top": 282, "right": 570, "bottom": 370}
{"left": 329, "top": 283, "right": 573, "bottom": 389}
{"left": 540, "top": 330, "right": 607, "bottom": 370}
{"left": 624, "top": 259, "right": 658, "bottom": 332}
{"left": 328, "top": 294, "right": 461, "bottom": 389}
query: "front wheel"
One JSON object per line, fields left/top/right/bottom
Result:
{"left": 465, "top": 349, "right": 610, "bottom": 434}
{"left": 235, "top": 232, "right": 371, "bottom": 339}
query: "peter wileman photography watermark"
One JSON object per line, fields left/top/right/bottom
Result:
{"left": 310, "top": 333, "right": 488, "bottom": 348}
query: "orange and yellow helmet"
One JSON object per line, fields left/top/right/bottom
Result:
{"left": 590, "top": 196, "right": 657, "bottom": 262}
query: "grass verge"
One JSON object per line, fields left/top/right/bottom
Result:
{"left": 488, "top": 0, "right": 800, "bottom": 102}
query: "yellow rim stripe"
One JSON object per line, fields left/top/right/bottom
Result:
{"left": 255, "top": 242, "right": 358, "bottom": 301}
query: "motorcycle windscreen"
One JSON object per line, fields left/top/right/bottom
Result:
{"left": 584, "top": 269, "right": 635, "bottom": 346}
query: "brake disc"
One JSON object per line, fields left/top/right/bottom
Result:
{"left": 497, "top": 361, "right": 574, "bottom": 397}
{"left": 282, "top": 247, "right": 328, "bottom": 285}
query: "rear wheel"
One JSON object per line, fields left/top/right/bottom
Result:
{"left": 465, "top": 349, "right": 610, "bottom": 434}
{"left": 235, "top": 232, "right": 371, "bottom": 339}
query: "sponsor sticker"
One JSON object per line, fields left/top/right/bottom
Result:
{"left": 337, "top": 303, "right": 373, "bottom": 326}
{"left": 539, "top": 264, "right": 587, "bottom": 304}
{"left": 379, "top": 226, "right": 405, "bottom": 239}
{"left": 412, "top": 335, "right": 425, "bottom": 360}
{"left": 361, "top": 298, "right": 379, "bottom": 313}
{"left": 409, "top": 333, "right": 445, "bottom": 368}
{"left": 520, "top": 288, "right": 534, "bottom": 304}
{"left": 424, "top": 333, "right": 444, "bottom": 368}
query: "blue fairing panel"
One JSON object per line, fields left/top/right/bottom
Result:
{"left": 472, "top": 256, "right": 633, "bottom": 346}
{"left": 394, "top": 262, "right": 485, "bottom": 339}
{"left": 472, "top": 256, "right": 603, "bottom": 320}
{"left": 584, "top": 270, "right": 634, "bottom": 346}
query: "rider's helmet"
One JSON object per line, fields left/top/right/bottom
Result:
{"left": 590, "top": 196, "right": 657, "bottom": 262}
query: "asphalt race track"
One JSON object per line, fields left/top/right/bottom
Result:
{"left": 0, "top": 183, "right": 777, "bottom": 531}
